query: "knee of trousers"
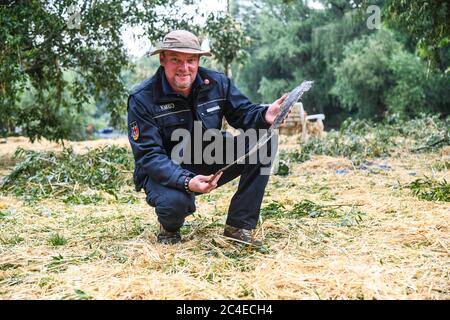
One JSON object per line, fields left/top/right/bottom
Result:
{"left": 151, "top": 189, "right": 196, "bottom": 222}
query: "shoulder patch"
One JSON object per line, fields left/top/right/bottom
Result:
{"left": 130, "top": 121, "right": 139, "bottom": 141}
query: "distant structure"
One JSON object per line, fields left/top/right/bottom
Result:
{"left": 278, "top": 102, "right": 325, "bottom": 141}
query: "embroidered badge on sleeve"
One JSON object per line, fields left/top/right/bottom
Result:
{"left": 131, "top": 121, "right": 139, "bottom": 141}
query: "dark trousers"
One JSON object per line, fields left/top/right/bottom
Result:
{"left": 143, "top": 134, "right": 275, "bottom": 232}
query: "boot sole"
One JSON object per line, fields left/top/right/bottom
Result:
{"left": 221, "top": 235, "right": 263, "bottom": 247}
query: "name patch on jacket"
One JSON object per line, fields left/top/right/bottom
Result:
{"left": 160, "top": 103, "right": 175, "bottom": 111}
{"left": 206, "top": 105, "right": 220, "bottom": 113}
{"left": 130, "top": 121, "right": 139, "bottom": 141}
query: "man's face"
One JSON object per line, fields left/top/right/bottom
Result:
{"left": 160, "top": 51, "right": 200, "bottom": 96}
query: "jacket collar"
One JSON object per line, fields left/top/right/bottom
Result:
{"left": 153, "top": 66, "right": 216, "bottom": 104}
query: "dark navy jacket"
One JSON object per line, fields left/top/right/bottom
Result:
{"left": 127, "top": 66, "right": 270, "bottom": 192}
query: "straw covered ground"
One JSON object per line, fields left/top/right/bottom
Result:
{"left": 0, "top": 134, "right": 448, "bottom": 300}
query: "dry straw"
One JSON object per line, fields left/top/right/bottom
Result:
{"left": 0, "top": 135, "right": 448, "bottom": 299}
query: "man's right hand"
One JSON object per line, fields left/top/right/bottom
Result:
{"left": 264, "top": 94, "right": 288, "bottom": 125}
{"left": 188, "top": 172, "right": 223, "bottom": 193}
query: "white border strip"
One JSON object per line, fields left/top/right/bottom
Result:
{"left": 153, "top": 109, "right": 190, "bottom": 119}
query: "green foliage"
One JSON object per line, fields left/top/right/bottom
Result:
{"left": 408, "top": 177, "right": 450, "bottom": 202}
{"left": 205, "top": 12, "right": 250, "bottom": 77}
{"left": 273, "top": 159, "right": 290, "bottom": 176}
{"left": 430, "top": 160, "right": 450, "bottom": 172}
{"left": 237, "top": 0, "right": 448, "bottom": 124}
{"left": 16, "top": 75, "right": 90, "bottom": 141}
{"left": 261, "top": 199, "right": 366, "bottom": 226}
{"left": 0, "top": 0, "right": 192, "bottom": 142}
{"left": 63, "top": 193, "right": 103, "bottom": 205}
{"left": 124, "top": 56, "right": 161, "bottom": 91}
{"left": 48, "top": 233, "right": 68, "bottom": 246}
{"left": 385, "top": 113, "right": 450, "bottom": 151}
{"left": 395, "top": 54, "right": 450, "bottom": 118}
{"left": 289, "top": 199, "right": 339, "bottom": 218}
{"left": 0, "top": 145, "right": 134, "bottom": 202}
{"left": 296, "top": 126, "right": 393, "bottom": 165}
{"left": 280, "top": 114, "right": 448, "bottom": 165}
{"left": 339, "top": 208, "right": 366, "bottom": 227}
{"left": 261, "top": 201, "right": 286, "bottom": 218}
{"left": 332, "top": 30, "right": 450, "bottom": 119}
{"left": 237, "top": 0, "right": 312, "bottom": 102}
{"left": 386, "top": 51, "right": 433, "bottom": 116}
{"left": 310, "top": 8, "right": 369, "bottom": 120}
{"left": 73, "top": 289, "right": 93, "bottom": 300}
{"left": 258, "top": 77, "right": 291, "bottom": 104}
{"left": 237, "top": 0, "right": 369, "bottom": 123}
{"left": 331, "top": 29, "right": 400, "bottom": 119}
{"left": 383, "top": 0, "right": 450, "bottom": 68}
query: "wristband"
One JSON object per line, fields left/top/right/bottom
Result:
{"left": 184, "top": 177, "right": 192, "bottom": 194}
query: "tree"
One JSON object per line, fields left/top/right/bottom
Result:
{"left": 237, "top": 0, "right": 313, "bottom": 102}
{"left": 204, "top": 11, "right": 250, "bottom": 77}
{"left": 0, "top": 0, "right": 191, "bottom": 142}
{"left": 235, "top": 0, "right": 369, "bottom": 127}
{"left": 383, "top": 0, "right": 450, "bottom": 69}
{"left": 331, "top": 30, "right": 400, "bottom": 119}
{"left": 332, "top": 29, "right": 449, "bottom": 119}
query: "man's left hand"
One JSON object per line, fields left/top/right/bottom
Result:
{"left": 264, "top": 94, "right": 288, "bottom": 125}
{"left": 188, "top": 172, "right": 223, "bottom": 194}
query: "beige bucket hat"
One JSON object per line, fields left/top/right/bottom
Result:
{"left": 149, "top": 30, "right": 211, "bottom": 56}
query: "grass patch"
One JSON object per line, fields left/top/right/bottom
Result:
{"left": 46, "top": 252, "right": 98, "bottom": 272}
{"left": 47, "top": 233, "right": 67, "bottom": 246}
{"left": 261, "top": 201, "right": 286, "bottom": 218}
{"left": 429, "top": 160, "right": 450, "bottom": 172}
{"left": 0, "top": 263, "right": 21, "bottom": 271}
{"left": 0, "top": 209, "right": 14, "bottom": 219}
{"left": 73, "top": 289, "right": 93, "bottom": 300}
{"left": 0, "top": 235, "right": 25, "bottom": 245}
{"left": 262, "top": 200, "right": 366, "bottom": 226}
{"left": 289, "top": 200, "right": 340, "bottom": 218}
{"left": 408, "top": 177, "right": 450, "bottom": 202}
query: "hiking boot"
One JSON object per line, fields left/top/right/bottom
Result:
{"left": 223, "top": 224, "right": 262, "bottom": 247}
{"left": 157, "top": 224, "right": 181, "bottom": 244}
